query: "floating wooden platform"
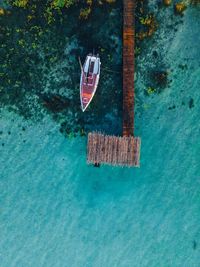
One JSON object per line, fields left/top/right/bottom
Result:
{"left": 87, "top": 133, "right": 141, "bottom": 167}
{"left": 86, "top": 0, "right": 141, "bottom": 168}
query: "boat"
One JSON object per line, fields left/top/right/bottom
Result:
{"left": 80, "top": 53, "right": 101, "bottom": 112}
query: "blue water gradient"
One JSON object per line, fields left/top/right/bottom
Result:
{"left": 1, "top": 6, "right": 200, "bottom": 267}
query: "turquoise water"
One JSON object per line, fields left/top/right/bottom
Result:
{"left": 1, "top": 3, "right": 200, "bottom": 267}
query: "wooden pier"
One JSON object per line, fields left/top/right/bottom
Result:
{"left": 87, "top": 0, "right": 141, "bottom": 167}
{"left": 87, "top": 133, "right": 141, "bottom": 167}
{"left": 123, "top": 0, "right": 135, "bottom": 137}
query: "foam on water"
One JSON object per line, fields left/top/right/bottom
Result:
{"left": 1, "top": 6, "right": 200, "bottom": 267}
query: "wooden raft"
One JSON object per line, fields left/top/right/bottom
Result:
{"left": 86, "top": 0, "right": 141, "bottom": 167}
{"left": 87, "top": 133, "right": 141, "bottom": 167}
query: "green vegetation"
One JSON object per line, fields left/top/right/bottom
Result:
{"left": 12, "top": 0, "right": 28, "bottom": 8}
{"left": 51, "top": 0, "right": 76, "bottom": 9}
{"left": 175, "top": 2, "right": 187, "bottom": 14}
{"left": 147, "top": 87, "right": 156, "bottom": 95}
{"left": 174, "top": 0, "right": 200, "bottom": 15}
{"left": 163, "top": 0, "right": 172, "bottom": 6}
{"left": 7, "top": 0, "right": 116, "bottom": 23}
{"left": 190, "top": 0, "right": 200, "bottom": 4}
{"left": 79, "top": 7, "right": 91, "bottom": 19}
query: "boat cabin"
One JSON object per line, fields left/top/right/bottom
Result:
{"left": 83, "top": 56, "right": 100, "bottom": 77}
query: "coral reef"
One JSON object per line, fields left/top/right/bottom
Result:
{"left": 174, "top": 2, "right": 187, "bottom": 15}
{"left": 0, "top": 0, "right": 122, "bottom": 136}
{"left": 190, "top": 0, "right": 200, "bottom": 5}
{"left": 1, "top": 0, "right": 198, "bottom": 136}
{"left": 163, "top": 0, "right": 172, "bottom": 6}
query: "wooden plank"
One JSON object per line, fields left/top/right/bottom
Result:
{"left": 87, "top": 133, "right": 140, "bottom": 167}
{"left": 123, "top": 0, "right": 135, "bottom": 137}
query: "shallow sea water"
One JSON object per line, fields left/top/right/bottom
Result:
{"left": 1, "top": 5, "right": 200, "bottom": 267}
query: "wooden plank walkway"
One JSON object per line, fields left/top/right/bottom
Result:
{"left": 123, "top": 0, "right": 135, "bottom": 137}
{"left": 86, "top": 0, "right": 141, "bottom": 167}
{"left": 87, "top": 133, "right": 141, "bottom": 167}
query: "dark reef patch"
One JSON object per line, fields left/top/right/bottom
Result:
{"left": 152, "top": 50, "right": 158, "bottom": 59}
{"left": 0, "top": 0, "right": 123, "bottom": 136}
{"left": 189, "top": 98, "right": 194, "bottom": 109}
{"left": 168, "top": 105, "right": 176, "bottom": 110}
{"left": 41, "top": 94, "right": 71, "bottom": 113}
{"left": 193, "top": 240, "right": 197, "bottom": 250}
{"left": 150, "top": 70, "right": 169, "bottom": 91}
{"left": 0, "top": 0, "right": 191, "bottom": 136}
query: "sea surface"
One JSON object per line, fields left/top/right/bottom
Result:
{"left": 1, "top": 2, "right": 200, "bottom": 267}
